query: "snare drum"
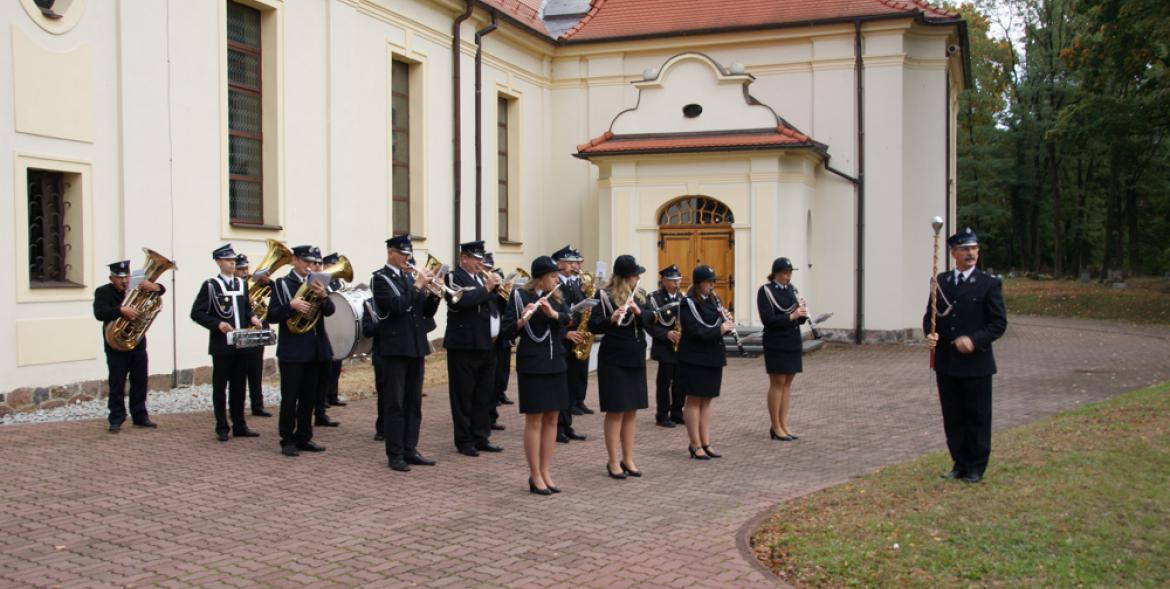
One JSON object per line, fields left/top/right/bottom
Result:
{"left": 324, "top": 288, "right": 374, "bottom": 360}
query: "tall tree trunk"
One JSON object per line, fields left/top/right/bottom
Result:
{"left": 1048, "top": 141, "right": 1064, "bottom": 276}
{"left": 1125, "top": 187, "right": 1139, "bottom": 273}
{"left": 1104, "top": 153, "right": 1124, "bottom": 274}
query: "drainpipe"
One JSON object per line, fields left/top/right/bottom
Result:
{"left": 474, "top": 12, "right": 498, "bottom": 241}
{"left": 452, "top": 1, "right": 474, "bottom": 259}
{"left": 853, "top": 19, "right": 866, "bottom": 345}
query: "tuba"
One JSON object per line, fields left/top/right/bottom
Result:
{"left": 287, "top": 255, "right": 353, "bottom": 335}
{"left": 571, "top": 272, "right": 597, "bottom": 360}
{"left": 248, "top": 239, "right": 293, "bottom": 322}
{"left": 499, "top": 268, "right": 530, "bottom": 300}
{"left": 104, "top": 248, "right": 177, "bottom": 352}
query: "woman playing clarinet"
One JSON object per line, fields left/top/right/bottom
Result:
{"left": 757, "top": 257, "right": 808, "bottom": 442}
{"left": 677, "top": 265, "right": 735, "bottom": 459}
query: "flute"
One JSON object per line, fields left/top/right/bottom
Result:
{"left": 521, "top": 283, "right": 562, "bottom": 321}
{"left": 614, "top": 279, "right": 641, "bottom": 323}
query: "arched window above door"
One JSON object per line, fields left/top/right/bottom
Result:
{"left": 658, "top": 196, "right": 734, "bottom": 226}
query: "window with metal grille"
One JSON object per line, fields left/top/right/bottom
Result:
{"left": 227, "top": 0, "right": 263, "bottom": 225}
{"left": 391, "top": 60, "right": 411, "bottom": 236}
{"left": 27, "top": 169, "right": 72, "bottom": 285}
{"left": 658, "top": 196, "right": 735, "bottom": 225}
{"left": 498, "top": 96, "right": 510, "bottom": 241}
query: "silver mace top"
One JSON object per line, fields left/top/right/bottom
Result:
{"left": 931, "top": 216, "right": 944, "bottom": 234}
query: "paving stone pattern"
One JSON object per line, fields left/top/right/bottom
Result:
{"left": 1, "top": 317, "right": 1168, "bottom": 588}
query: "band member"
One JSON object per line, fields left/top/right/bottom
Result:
{"left": 93, "top": 259, "right": 165, "bottom": 432}
{"left": 502, "top": 256, "right": 572, "bottom": 495}
{"left": 758, "top": 257, "right": 808, "bottom": 441}
{"left": 373, "top": 236, "right": 440, "bottom": 472}
{"left": 924, "top": 228, "right": 1007, "bottom": 483}
{"left": 553, "top": 245, "right": 589, "bottom": 444}
{"left": 190, "top": 244, "right": 264, "bottom": 441}
{"left": 312, "top": 253, "right": 342, "bottom": 429}
{"left": 443, "top": 240, "right": 503, "bottom": 456}
{"left": 233, "top": 254, "right": 272, "bottom": 418}
{"left": 647, "top": 265, "right": 684, "bottom": 428}
{"left": 589, "top": 255, "right": 650, "bottom": 479}
{"left": 268, "top": 245, "right": 335, "bottom": 456}
{"left": 323, "top": 252, "right": 347, "bottom": 409}
{"left": 485, "top": 252, "right": 511, "bottom": 432}
{"left": 678, "top": 265, "right": 734, "bottom": 460}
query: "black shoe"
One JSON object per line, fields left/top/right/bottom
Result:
{"left": 671, "top": 416, "right": 686, "bottom": 425}
{"left": 405, "top": 452, "right": 436, "bottom": 466}
{"left": 233, "top": 427, "right": 261, "bottom": 438}
{"left": 251, "top": 408, "right": 273, "bottom": 417}
{"left": 547, "top": 485, "right": 562, "bottom": 494}
{"left": 570, "top": 406, "right": 585, "bottom": 416}
{"left": 961, "top": 473, "right": 983, "bottom": 484}
{"left": 620, "top": 462, "right": 642, "bottom": 477}
{"left": 388, "top": 457, "right": 411, "bottom": 472}
{"left": 374, "top": 433, "right": 385, "bottom": 441}
{"left": 499, "top": 396, "right": 514, "bottom": 405}
{"left": 529, "top": 478, "right": 552, "bottom": 495}
{"left": 216, "top": 431, "right": 229, "bottom": 442}
{"left": 688, "top": 446, "right": 709, "bottom": 460}
{"left": 578, "top": 404, "right": 595, "bottom": 415}
{"left": 491, "top": 422, "right": 506, "bottom": 431}
{"left": 656, "top": 417, "right": 676, "bottom": 428}
{"left": 787, "top": 433, "right": 800, "bottom": 440}
{"left": 475, "top": 442, "right": 504, "bottom": 453}
{"left": 556, "top": 433, "right": 570, "bottom": 444}
{"left": 329, "top": 399, "right": 347, "bottom": 407}
{"left": 108, "top": 423, "right": 122, "bottom": 434}
{"left": 770, "top": 428, "right": 782, "bottom": 440}
{"left": 606, "top": 464, "right": 628, "bottom": 479}
{"left": 281, "top": 445, "right": 299, "bottom": 457}
{"left": 132, "top": 419, "right": 158, "bottom": 428}
{"left": 296, "top": 441, "right": 326, "bottom": 452}
{"left": 315, "top": 415, "right": 340, "bottom": 427}
{"left": 566, "top": 430, "right": 587, "bottom": 441}
{"left": 941, "top": 468, "right": 964, "bottom": 480}
{"left": 459, "top": 446, "right": 480, "bottom": 457}
{"left": 702, "top": 445, "right": 722, "bottom": 459}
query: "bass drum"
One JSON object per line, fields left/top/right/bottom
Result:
{"left": 324, "top": 288, "right": 374, "bottom": 360}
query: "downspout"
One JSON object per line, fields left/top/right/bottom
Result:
{"left": 853, "top": 19, "right": 866, "bottom": 345}
{"left": 452, "top": 1, "right": 474, "bottom": 258}
{"left": 474, "top": 12, "right": 498, "bottom": 241}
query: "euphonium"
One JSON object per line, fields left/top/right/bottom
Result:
{"left": 287, "top": 255, "right": 353, "bottom": 335}
{"left": 572, "top": 272, "right": 597, "bottom": 360}
{"left": 104, "top": 248, "right": 177, "bottom": 352}
{"left": 248, "top": 239, "right": 293, "bottom": 322}
{"left": 499, "top": 268, "right": 530, "bottom": 300}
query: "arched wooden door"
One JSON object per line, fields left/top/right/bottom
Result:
{"left": 657, "top": 196, "right": 735, "bottom": 310}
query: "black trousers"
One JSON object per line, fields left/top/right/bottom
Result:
{"left": 278, "top": 361, "right": 319, "bottom": 446}
{"left": 378, "top": 355, "right": 424, "bottom": 459}
{"left": 106, "top": 348, "right": 149, "bottom": 426}
{"left": 446, "top": 349, "right": 495, "bottom": 450}
{"left": 314, "top": 360, "right": 338, "bottom": 418}
{"left": 328, "top": 359, "right": 343, "bottom": 404}
{"left": 558, "top": 354, "right": 588, "bottom": 435}
{"left": 212, "top": 353, "right": 249, "bottom": 434}
{"left": 490, "top": 340, "right": 512, "bottom": 424}
{"left": 936, "top": 373, "right": 993, "bottom": 477}
{"left": 654, "top": 361, "right": 684, "bottom": 421}
{"left": 373, "top": 352, "right": 385, "bottom": 436}
{"left": 246, "top": 348, "right": 265, "bottom": 411}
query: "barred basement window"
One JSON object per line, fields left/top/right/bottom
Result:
{"left": 227, "top": 0, "right": 263, "bottom": 225}
{"left": 391, "top": 60, "right": 411, "bottom": 236}
{"left": 27, "top": 169, "right": 76, "bottom": 287}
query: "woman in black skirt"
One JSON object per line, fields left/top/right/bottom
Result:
{"left": 678, "top": 265, "right": 735, "bottom": 459}
{"left": 588, "top": 254, "right": 649, "bottom": 479}
{"left": 502, "top": 255, "right": 572, "bottom": 495}
{"left": 757, "top": 257, "right": 808, "bottom": 441}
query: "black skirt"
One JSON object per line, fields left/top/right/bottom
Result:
{"left": 764, "top": 347, "right": 802, "bottom": 375}
{"left": 676, "top": 362, "right": 723, "bottom": 398}
{"left": 517, "top": 371, "right": 569, "bottom": 414}
{"left": 598, "top": 364, "right": 649, "bottom": 413}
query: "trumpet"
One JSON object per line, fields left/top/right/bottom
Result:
{"left": 407, "top": 253, "right": 469, "bottom": 302}
{"left": 498, "top": 268, "right": 530, "bottom": 300}
{"left": 712, "top": 292, "right": 748, "bottom": 357}
{"left": 521, "top": 283, "right": 561, "bottom": 321}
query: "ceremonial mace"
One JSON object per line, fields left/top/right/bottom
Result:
{"left": 929, "top": 216, "right": 944, "bottom": 368}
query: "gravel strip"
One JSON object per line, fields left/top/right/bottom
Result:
{"left": 0, "top": 384, "right": 284, "bottom": 426}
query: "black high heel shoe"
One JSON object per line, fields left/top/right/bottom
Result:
{"left": 702, "top": 445, "right": 722, "bottom": 459}
{"left": 546, "top": 484, "right": 562, "bottom": 494}
{"left": 606, "top": 464, "right": 628, "bottom": 479}
{"left": 528, "top": 478, "right": 552, "bottom": 495}
{"left": 688, "top": 446, "right": 710, "bottom": 460}
{"left": 620, "top": 462, "right": 642, "bottom": 477}
{"left": 770, "top": 428, "right": 782, "bottom": 440}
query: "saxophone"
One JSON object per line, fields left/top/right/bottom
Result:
{"left": 247, "top": 239, "right": 293, "bottom": 322}
{"left": 286, "top": 255, "right": 353, "bottom": 334}
{"left": 571, "top": 272, "right": 596, "bottom": 360}
{"left": 104, "top": 248, "right": 177, "bottom": 352}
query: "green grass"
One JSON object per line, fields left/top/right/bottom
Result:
{"left": 751, "top": 381, "right": 1170, "bottom": 589}
{"left": 1004, "top": 276, "right": 1170, "bottom": 325}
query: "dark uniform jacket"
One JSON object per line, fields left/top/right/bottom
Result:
{"left": 588, "top": 289, "right": 648, "bottom": 368}
{"left": 922, "top": 268, "right": 1008, "bottom": 377}
{"left": 501, "top": 288, "right": 572, "bottom": 374}
{"left": 190, "top": 275, "right": 256, "bottom": 356}
{"left": 372, "top": 265, "right": 441, "bottom": 359}
{"left": 757, "top": 282, "right": 806, "bottom": 352}
{"left": 678, "top": 293, "right": 727, "bottom": 368}
{"left": 646, "top": 288, "right": 682, "bottom": 363}
{"left": 443, "top": 266, "right": 496, "bottom": 351}
{"left": 268, "top": 271, "right": 336, "bottom": 362}
{"left": 94, "top": 282, "right": 166, "bottom": 353}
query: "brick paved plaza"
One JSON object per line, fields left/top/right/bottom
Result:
{"left": 2, "top": 317, "right": 1168, "bottom": 588}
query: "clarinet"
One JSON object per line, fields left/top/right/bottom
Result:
{"left": 712, "top": 293, "right": 748, "bottom": 357}
{"left": 790, "top": 285, "right": 820, "bottom": 340}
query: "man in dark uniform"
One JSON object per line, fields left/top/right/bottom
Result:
{"left": 268, "top": 245, "right": 335, "bottom": 456}
{"left": 485, "top": 252, "right": 511, "bottom": 432}
{"left": 191, "top": 244, "right": 264, "bottom": 441}
{"left": 312, "top": 252, "right": 343, "bottom": 429}
{"left": 554, "top": 245, "right": 589, "bottom": 443}
{"left": 233, "top": 253, "right": 272, "bottom": 418}
{"left": 443, "top": 240, "right": 503, "bottom": 456}
{"left": 647, "top": 264, "right": 685, "bottom": 428}
{"left": 92, "top": 259, "right": 165, "bottom": 433}
{"left": 924, "top": 228, "right": 1007, "bottom": 484}
{"left": 372, "top": 235, "right": 441, "bottom": 471}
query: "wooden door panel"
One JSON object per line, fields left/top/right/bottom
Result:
{"left": 696, "top": 230, "right": 734, "bottom": 311}
{"left": 659, "top": 231, "right": 695, "bottom": 291}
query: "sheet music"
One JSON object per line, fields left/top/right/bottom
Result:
{"left": 128, "top": 269, "right": 145, "bottom": 290}
{"left": 309, "top": 271, "right": 332, "bottom": 286}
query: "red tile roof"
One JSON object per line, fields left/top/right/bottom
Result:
{"left": 574, "top": 124, "right": 823, "bottom": 158}
{"left": 558, "top": 0, "right": 957, "bottom": 42}
{"left": 479, "top": 0, "right": 553, "bottom": 38}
